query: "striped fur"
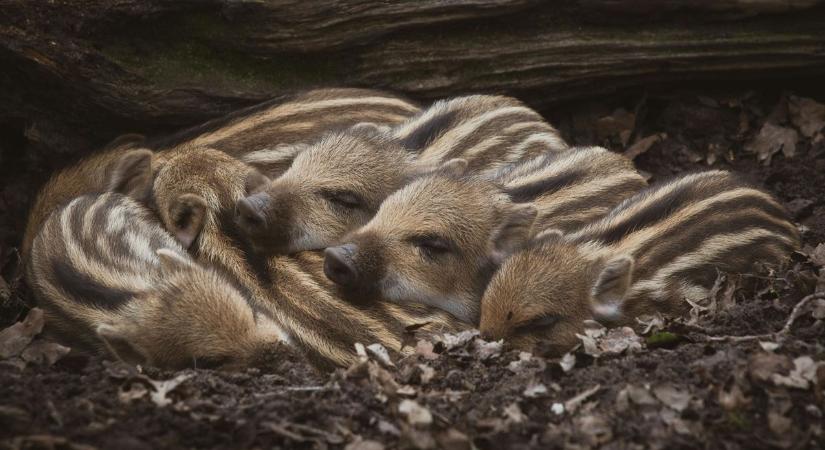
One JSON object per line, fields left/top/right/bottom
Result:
{"left": 235, "top": 94, "right": 569, "bottom": 255}
{"left": 479, "top": 170, "right": 800, "bottom": 354}
{"left": 145, "top": 148, "right": 466, "bottom": 369}
{"left": 324, "top": 146, "right": 645, "bottom": 323}
{"left": 26, "top": 192, "right": 280, "bottom": 370}
{"left": 22, "top": 88, "right": 418, "bottom": 264}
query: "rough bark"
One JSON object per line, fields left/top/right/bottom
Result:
{"left": 1, "top": 0, "right": 824, "bottom": 156}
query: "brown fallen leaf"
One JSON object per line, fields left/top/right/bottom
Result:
{"left": 472, "top": 338, "right": 502, "bottom": 360}
{"left": 559, "top": 352, "right": 576, "bottom": 372}
{"left": 366, "top": 343, "right": 395, "bottom": 368}
{"left": 574, "top": 414, "right": 613, "bottom": 447}
{"left": 523, "top": 381, "right": 548, "bottom": 398}
{"left": 768, "top": 411, "right": 793, "bottom": 435}
{"left": 436, "top": 428, "right": 471, "bottom": 450}
{"left": 789, "top": 95, "right": 825, "bottom": 138}
{"left": 503, "top": 402, "right": 526, "bottom": 424}
{"left": 417, "top": 364, "right": 435, "bottom": 384}
{"left": 623, "top": 133, "right": 666, "bottom": 160}
{"left": 809, "top": 243, "right": 825, "bottom": 267}
{"left": 748, "top": 352, "right": 792, "bottom": 383}
{"left": 20, "top": 340, "right": 70, "bottom": 366}
{"left": 565, "top": 384, "right": 601, "bottom": 413}
{"left": 745, "top": 122, "right": 798, "bottom": 165}
{"left": 772, "top": 356, "right": 820, "bottom": 390}
{"left": 811, "top": 299, "right": 825, "bottom": 320}
{"left": 622, "top": 385, "right": 658, "bottom": 407}
{"left": 0, "top": 308, "right": 45, "bottom": 359}
{"left": 148, "top": 373, "right": 192, "bottom": 407}
{"left": 399, "top": 400, "right": 432, "bottom": 427}
{"left": 652, "top": 385, "right": 692, "bottom": 412}
{"left": 596, "top": 108, "right": 635, "bottom": 146}
{"left": 414, "top": 340, "right": 439, "bottom": 360}
{"left": 345, "top": 439, "right": 385, "bottom": 450}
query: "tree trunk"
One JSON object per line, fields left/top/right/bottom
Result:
{"left": 1, "top": 0, "right": 824, "bottom": 156}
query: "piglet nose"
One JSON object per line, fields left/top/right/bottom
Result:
{"left": 235, "top": 193, "right": 269, "bottom": 228}
{"left": 324, "top": 244, "right": 359, "bottom": 287}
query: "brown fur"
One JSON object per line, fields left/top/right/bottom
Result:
{"left": 111, "top": 147, "right": 467, "bottom": 369}
{"left": 326, "top": 146, "right": 645, "bottom": 323}
{"left": 27, "top": 191, "right": 278, "bottom": 370}
{"left": 236, "top": 94, "right": 569, "bottom": 255}
{"left": 479, "top": 170, "right": 801, "bottom": 354}
{"left": 22, "top": 88, "right": 418, "bottom": 265}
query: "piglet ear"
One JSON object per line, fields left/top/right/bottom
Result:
{"left": 167, "top": 194, "right": 208, "bottom": 249}
{"left": 107, "top": 149, "right": 155, "bottom": 201}
{"left": 106, "top": 149, "right": 154, "bottom": 201}
{"left": 96, "top": 323, "right": 149, "bottom": 367}
{"left": 244, "top": 169, "right": 271, "bottom": 194}
{"left": 156, "top": 248, "right": 193, "bottom": 272}
{"left": 591, "top": 255, "right": 634, "bottom": 322}
{"left": 491, "top": 204, "right": 537, "bottom": 261}
{"left": 439, "top": 158, "right": 469, "bottom": 177}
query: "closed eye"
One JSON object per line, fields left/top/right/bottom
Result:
{"left": 515, "top": 315, "right": 561, "bottom": 334}
{"left": 321, "top": 189, "right": 363, "bottom": 209}
{"left": 409, "top": 234, "right": 453, "bottom": 259}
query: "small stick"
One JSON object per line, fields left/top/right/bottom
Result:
{"left": 698, "top": 292, "right": 825, "bottom": 343}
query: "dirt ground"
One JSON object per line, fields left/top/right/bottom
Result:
{"left": 1, "top": 88, "right": 824, "bottom": 449}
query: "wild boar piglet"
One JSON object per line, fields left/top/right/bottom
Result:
{"left": 234, "top": 94, "right": 568, "bottom": 255}
{"left": 324, "top": 146, "right": 645, "bottom": 323}
{"left": 479, "top": 170, "right": 800, "bottom": 354}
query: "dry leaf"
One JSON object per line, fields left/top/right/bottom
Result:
{"left": 596, "top": 108, "right": 635, "bottom": 145}
{"left": 345, "top": 439, "right": 385, "bottom": 450}
{"left": 119, "top": 383, "right": 149, "bottom": 404}
{"left": 768, "top": 411, "right": 793, "bottom": 435}
{"left": 565, "top": 385, "right": 601, "bottom": 413}
{"left": 414, "top": 340, "right": 439, "bottom": 360}
{"left": 399, "top": 400, "right": 432, "bottom": 427}
{"left": 378, "top": 420, "right": 400, "bottom": 436}
{"left": 473, "top": 338, "right": 503, "bottom": 360}
{"left": 435, "top": 331, "right": 478, "bottom": 351}
{"left": 436, "top": 428, "right": 471, "bottom": 450}
{"left": 366, "top": 343, "right": 394, "bottom": 368}
{"left": 148, "top": 374, "right": 192, "bottom": 407}
{"left": 623, "top": 385, "right": 658, "bottom": 407}
{"left": 507, "top": 352, "right": 533, "bottom": 373}
{"left": 772, "top": 356, "right": 820, "bottom": 390}
{"left": 523, "top": 381, "right": 548, "bottom": 398}
{"left": 417, "top": 364, "right": 435, "bottom": 384}
{"left": 748, "top": 352, "right": 792, "bottom": 383}
{"left": 599, "top": 327, "right": 643, "bottom": 355}
{"left": 574, "top": 415, "right": 613, "bottom": 447}
{"left": 718, "top": 381, "right": 750, "bottom": 411}
{"left": 759, "top": 341, "right": 780, "bottom": 352}
{"left": 624, "top": 133, "right": 666, "bottom": 160}
{"left": 810, "top": 243, "right": 825, "bottom": 267}
{"left": 397, "top": 385, "right": 417, "bottom": 397}
{"left": 745, "top": 122, "right": 798, "bottom": 165}
{"left": 20, "top": 340, "right": 70, "bottom": 366}
{"left": 503, "top": 403, "right": 526, "bottom": 424}
{"left": 789, "top": 95, "right": 825, "bottom": 138}
{"left": 652, "top": 385, "right": 692, "bottom": 412}
{"left": 559, "top": 352, "right": 576, "bottom": 372}
{"left": 0, "top": 308, "right": 45, "bottom": 359}
{"left": 812, "top": 299, "right": 825, "bottom": 320}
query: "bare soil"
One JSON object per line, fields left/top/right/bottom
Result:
{"left": 1, "top": 88, "right": 824, "bottom": 450}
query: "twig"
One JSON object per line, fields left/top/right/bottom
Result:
{"left": 697, "top": 292, "right": 825, "bottom": 343}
